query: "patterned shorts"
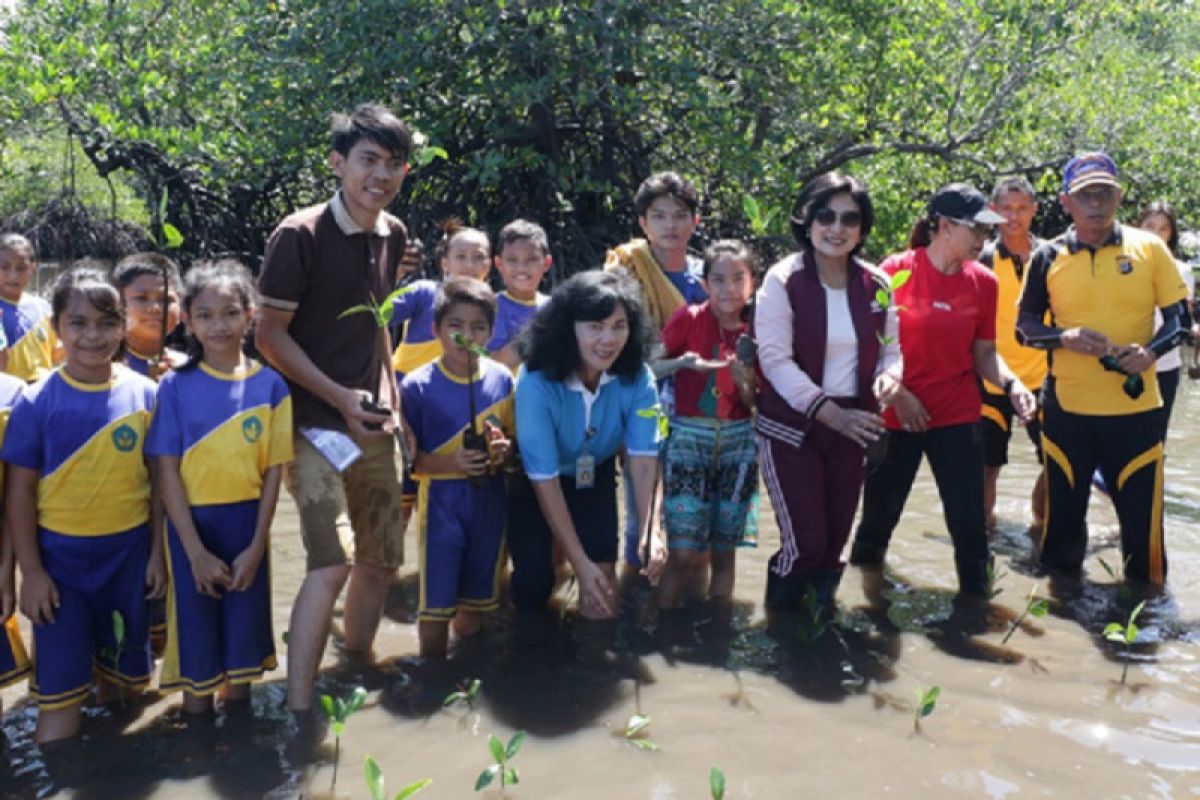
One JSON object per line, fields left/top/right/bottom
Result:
{"left": 661, "top": 417, "right": 759, "bottom": 552}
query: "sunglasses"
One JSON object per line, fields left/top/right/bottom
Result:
{"left": 811, "top": 207, "right": 863, "bottom": 228}
{"left": 946, "top": 217, "right": 995, "bottom": 237}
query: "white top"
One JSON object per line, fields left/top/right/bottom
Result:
{"left": 1156, "top": 257, "right": 1194, "bottom": 372}
{"left": 755, "top": 253, "right": 901, "bottom": 416}
{"left": 822, "top": 287, "right": 858, "bottom": 396}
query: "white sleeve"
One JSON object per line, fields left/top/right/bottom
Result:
{"left": 755, "top": 256, "right": 825, "bottom": 416}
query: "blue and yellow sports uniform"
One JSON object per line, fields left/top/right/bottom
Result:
{"left": 401, "top": 358, "right": 513, "bottom": 622}
{"left": 390, "top": 280, "right": 443, "bottom": 380}
{"left": 1, "top": 293, "right": 59, "bottom": 382}
{"left": 0, "top": 372, "right": 32, "bottom": 689}
{"left": 1, "top": 365, "right": 157, "bottom": 709}
{"left": 146, "top": 361, "right": 292, "bottom": 696}
{"left": 486, "top": 291, "right": 547, "bottom": 355}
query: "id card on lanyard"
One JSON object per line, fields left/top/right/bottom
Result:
{"left": 575, "top": 426, "right": 597, "bottom": 490}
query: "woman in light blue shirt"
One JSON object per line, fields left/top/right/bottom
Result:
{"left": 512, "top": 271, "right": 663, "bottom": 620}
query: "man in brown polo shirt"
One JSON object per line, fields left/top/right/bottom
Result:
{"left": 257, "top": 103, "right": 414, "bottom": 712}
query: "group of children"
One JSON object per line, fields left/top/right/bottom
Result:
{"left": 0, "top": 169, "right": 763, "bottom": 742}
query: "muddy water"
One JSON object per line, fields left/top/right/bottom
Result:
{"left": 4, "top": 379, "right": 1200, "bottom": 799}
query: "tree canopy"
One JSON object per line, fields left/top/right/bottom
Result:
{"left": 1, "top": 0, "right": 1197, "bottom": 269}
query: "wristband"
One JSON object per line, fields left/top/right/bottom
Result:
{"left": 1003, "top": 378, "right": 1016, "bottom": 395}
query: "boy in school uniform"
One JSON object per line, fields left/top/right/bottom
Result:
{"left": 400, "top": 277, "right": 513, "bottom": 657}
{"left": 0, "top": 234, "right": 56, "bottom": 381}
{"left": 488, "top": 219, "right": 552, "bottom": 369}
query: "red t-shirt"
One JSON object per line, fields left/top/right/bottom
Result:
{"left": 883, "top": 248, "right": 997, "bottom": 430}
{"left": 661, "top": 302, "right": 752, "bottom": 421}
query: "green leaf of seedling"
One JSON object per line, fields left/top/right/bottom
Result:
{"left": 321, "top": 694, "right": 336, "bottom": 719}
{"left": 112, "top": 610, "right": 126, "bottom": 645}
{"left": 331, "top": 721, "right": 345, "bottom": 737}
{"left": 347, "top": 686, "right": 368, "bottom": 716}
{"left": 875, "top": 288, "right": 889, "bottom": 307}
{"left": 625, "top": 714, "right": 651, "bottom": 738}
{"left": 1029, "top": 599, "right": 1050, "bottom": 618}
{"left": 339, "top": 304, "right": 378, "bottom": 320}
{"left": 395, "top": 778, "right": 433, "bottom": 799}
{"left": 1103, "top": 622, "right": 1126, "bottom": 642}
{"left": 475, "top": 764, "right": 499, "bottom": 791}
{"left": 443, "top": 691, "right": 465, "bottom": 708}
{"left": 503, "top": 767, "right": 519, "bottom": 786}
{"left": 365, "top": 756, "right": 385, "bottom": 800}
{"left": 488, "top": 734, "right": 505, "bottom": 764}
{"left": 1125, "top": 623, "right": 1139, "bottom": 644}
{"left": 629, "top": 738, "right": 659, "bottom": 751}
{"left": 467, "top": 679, "right": 482, "bottom": 704}
{"left": 505, "top": 730, "right": 525, "bottom": 760}
{"left": 890, "top": 269, "right": 912, "bottom": 291}
{"left": 917, "top": 685, "right": 940, "bottom": 718}
{"left": 161, "top": 222, "right": 184, "bottom": 249}
{"left": 710, "top": 767, "right": 726, "bottom": 799}
{"left": 282, "top": 630, "right": 290, "bottom": 645}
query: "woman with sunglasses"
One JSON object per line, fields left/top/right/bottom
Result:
{"left": 849, "top": 183, "right": 1036, "bottom": 598}
{"left": 755, "top": 171, "right": 902, "bottom": 615}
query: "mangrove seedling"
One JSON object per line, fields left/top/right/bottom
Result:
{"left": 710, "top": 766, "right": 726, "bottom": 800}
{"left": 1001, "top": 583, "right": 1050, "bottom": 645}
{"left": 913, "top": 684, "right": 940, "bottom": 733}
{"left": 443, "top": 678, "right": 483, "bottom": 711}
{"left": 475, "top": 731, "right": 525, "bottom": 793}
{"left": 451, "top": 332, "right": 492, "bottom": 486}
{"left": 99, "top": 609, "right": 127, "bottom": 672}
{"left": 1103, "top": 600, "right": 1146, "bottom": 685}
{"left": 622, "top": 713, "right": 659, "bottom": 751}
{"left": 873, "top": 269, "right": 911, "bottom": 345}
{"left": 321, "top": 686, "right": 368, "bottom": 793}
{"left": 796, "top": 585, "right": 830, "bottom": 645}
{"left": 985, "top": 561, "right": 1007, "bottom": 600}
{"left": 1098, "top": 554, "right": 1134, "bottom": 601}
{"left": 364, "top": 755, "right": 432, "bottom": 800}
{"left": 743, "top": 194, "right": 779, "bottom": 237}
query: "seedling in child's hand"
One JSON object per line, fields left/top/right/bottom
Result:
{"left": 1001, "top": 583, "right": 1050, "bottom": 645}
{"left": 364, "top": 755, "right": 432, "bottom": 800}
{"left": 1103, "top": 600, "right": 1146, "bottom": 685}
{"left": 475, "top": 731, "right": 524, "bottom": 793}
{"left": 621, "top": 713, "right": 659, "bottom": 751}
{"left": 321, "top": 686, "right": 367, "bottom": 792}
{"left": 913, "top": 684, "right": 940, "bottom": 732}
{"left": 874, "top": 269, "right": 911, "bottom": 345}
{"left": 451, "top": 332, "right": 491, "bottom": 359}
{"left": 99, "top": 609, "right": 127, "bottom": 672}
{"left": 710, "top": 766, "right": 726, "bottom": 799}
{"left": 443, "top": 678, "right": 483, "bottom": 711}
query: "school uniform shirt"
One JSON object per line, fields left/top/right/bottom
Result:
{"left": 145, "top": 361, "right": 293, "bottom": 504}
{"left": 400, "top": 357, "right": 515, "bottom": 480}
{"left": 1, "top": 293, "right": 57, "bottom": 382}
{"left": 660, "top": 302, "right": 751, "bottom": 420}
{"left": 979, "top": 238, "right": 1048, "bottom": 395}
{"left": 515, "top": 364, "right": 661, "bottom": 481}
{"left": 1, "top": 365, "right": 157, "bottom": 535}
{"left": 390, "top": 279, "right": 442, "bottom": 378}
{"left": 0, "top": 372, "right": 26, "bottom": 503}
{"left": 487, "top": 291, "right": 548, "bottom": 355}
{"left": 883, "top": 247, "right": 997, "bottom": 431}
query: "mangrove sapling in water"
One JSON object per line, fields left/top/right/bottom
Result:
{"left": 1098, "top": 554, "right": 1134, "bottom": 601}
{"left": 1103, "top": 600, "right": 1146, "bottom": 685}
{"left": 621, "top": 713, "right": 659, "bottom": 751}
{"left": 795, "top": 586, "right": 830, "bottom": 645}
{"left": 364, "top": 755, "right": 432, "bottom": 800}
{"left": 475, "top": 731, "right": 525, "bottom": 793}
{"left": 99, "top": 609, "right": 127, "bottom": 673}
{"left": 443, "top": 678, "right": 483, "bottom": 711}
{"left": 912, "top": 684, "right": 940, "bottom": 733}
{"left": 321, "top": 686, "right": 367, "bottom": 793}
{"left": 1001, "top": 583, "right": 1050, "bottom": 645}
{"left": 710, "top": 766, "right": 727, "bottom": 799}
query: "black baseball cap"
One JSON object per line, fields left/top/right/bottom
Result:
{"left": 927, "top": 183, "right": 1006, "bottom": 225}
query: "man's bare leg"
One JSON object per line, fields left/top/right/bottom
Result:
{"left": 984, "top": 465, "right": 1001, "bottom": 530}
{"left": 286, "top": 563, "right": 350, "bottom": 712}
{"left": 342, "top": 562, "right": 396, "bottom": 653}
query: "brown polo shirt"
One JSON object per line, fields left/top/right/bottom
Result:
{"left": 258, "top": 192, "right": 408, "bottom": 431}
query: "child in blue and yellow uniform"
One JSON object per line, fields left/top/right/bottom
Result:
{"left": 0, "top": 371, "right": 33, "bottom": 703}
{"left": 147, "top": 260, "right": 292, "bottom": 714}
{"left": 2, "top": 266, "right": 164, "bottom": 743}
{"left": 113, "top": 252, "right": 186, "bottom": 379}
{"left": 392, "top": 221, "right": 494, "bottom": 518}
{"left": 400, "top": 277, "right": 513, "bottom": 658}
{"left": 0, "top": 233, "right": 57, "bottom": 381}
{"left": 488, "top": 219, "right": 552, "bottom": 369}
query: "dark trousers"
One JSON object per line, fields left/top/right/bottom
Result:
{"left": 851, "top": 422, "right": 989, "bottom": 595}
{"left": 507, "top": 459, "right": 618, "bottom": 612}
{"left": 1040, "top": 396, "right": 1165, "bottom": 584}
{"left": 1158, "top": 367, "right": 1179, "bottom": 444}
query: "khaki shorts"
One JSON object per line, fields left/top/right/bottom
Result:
{"left": 285, "top": 433, "right": 405, "bottom": 571}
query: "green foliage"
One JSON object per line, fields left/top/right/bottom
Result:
{"left": 364, "top": 756, "right": 432, "bottom": 800}
{"left": 443, "top": 678, "right": 483, "bottom": 710}
{"left": 710, "top": 766, "right": 726, "bottom": 800}
{"left": 321, "top": 686, "right": 368, "bottom": 791}
{"left": 622, "top": 713, "right": 659, "bottom": 751}
{"left": 0, "top": 1, "right": 1197, "bottom": 266}
{"left": 913, "top": 684, "right": 940, "bottom": 732}
{"left": 98, "top": 610, "right": 126, "bottom": 672}
{"left": 872, "top": 269, "right": 910, "bottom": 346}
{"left": 636, "top": 404, "right": 671, "bottom": 439}
{"left": 1001, "top": 583, "right": 1050, "bottom": 645}
{"left": 475, "top": 731, "right": 524, "bottom": 793}
{"left": 1103, "top": 600, "right": 1147, "bottom": 685}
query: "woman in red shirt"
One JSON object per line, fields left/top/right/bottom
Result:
{"left": 849, "top": 183, "right": 1035, "bottom": 597}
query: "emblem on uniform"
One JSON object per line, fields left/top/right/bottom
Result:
{"left": 1116, "top": 256, "right": 1133, "bottom": 275}
{"left": 242, "top": 416, "right": 263, "bottom": 443}
{"left": 112, "top": 424, "right": 138, "bottom": 452}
